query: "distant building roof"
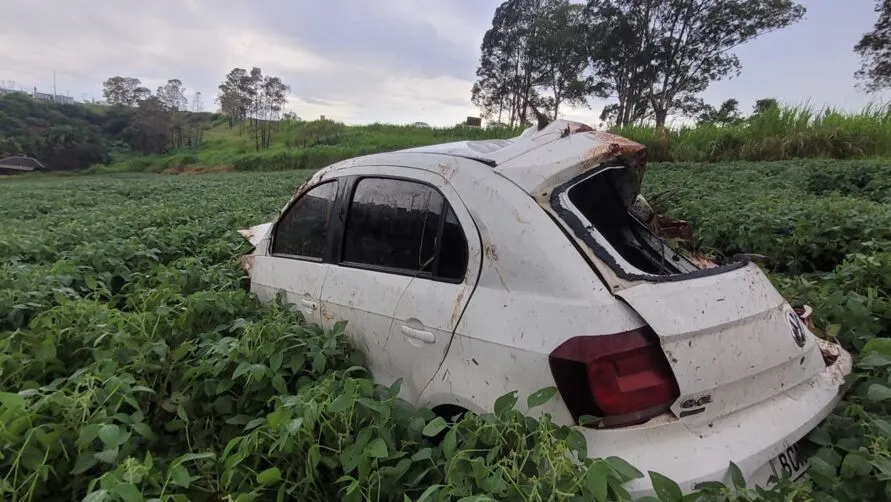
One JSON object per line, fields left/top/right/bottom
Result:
{"left": 0, "top": 156, "right": 46, "bottom": 171}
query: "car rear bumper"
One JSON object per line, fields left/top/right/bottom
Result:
{"left": 582, "top": 338, "right": 852, "bottom": 498}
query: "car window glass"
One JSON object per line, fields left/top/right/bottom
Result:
{"left": 272, "top": 181, "right": 337, "bottom": 259}
{"left": 343, "top": 178, "right": 443, "bottom": 273}
{"left": 436, "top": 206, "right": 468, "bottom": 280}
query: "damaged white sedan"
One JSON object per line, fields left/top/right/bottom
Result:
{"left": 239, "top": 120, "right": 851, "bottom": 497}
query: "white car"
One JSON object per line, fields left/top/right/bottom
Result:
{"left": 239, "top": 120, "right": 852, "bottom": 497}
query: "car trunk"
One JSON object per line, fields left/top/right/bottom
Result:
{"left": 545, "top": 162, "right": 828, "bottom": 423}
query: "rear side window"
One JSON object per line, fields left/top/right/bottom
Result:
{"left": 272, "top": 181, "right": 338, "bottom": 259}
{"left": 342, "top": 177, "right": 468, "bottom": 280}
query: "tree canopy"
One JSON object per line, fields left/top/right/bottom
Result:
{"left": 856, "top": 0, "right": 891, "bottom": 92}
{"left": 474, "top": 0, "right": 806, "bottom": 128}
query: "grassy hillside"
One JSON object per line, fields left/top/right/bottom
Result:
{"left": 0, "top": 92, "right": 219, "bottom": 171}
{"left": 90, "top": 119, "right": 522, "bottom": 174}
{"left": 85, "top": 102, "right": 891, "bottom": 175}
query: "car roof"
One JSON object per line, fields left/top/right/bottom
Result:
{"left": 318, "top": 119, "right": 647, "bottom": 197}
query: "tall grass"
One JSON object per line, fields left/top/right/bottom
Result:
{"left": 93, "top": 102, "right": 891, "bottom": 174}
{"left": 614, "top": 102, "right": 891, "bottom": 162}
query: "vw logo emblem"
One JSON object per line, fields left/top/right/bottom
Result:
{"left": 786, "top": 311, "right": 807, "bottom": 348}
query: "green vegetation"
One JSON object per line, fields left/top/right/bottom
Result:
{"left": 1, "top": 159, "right": 890, "bottom": 500}
{"left": 90, "top": 119, "right": 520, "bottom": 174}
{"left": 93, "top": 102, "right": 891, "bottom": 174}
{"left": 0, "top": 92, "right": 216, "bottom": 171}
{"left": 617, "top": 103, "right": 891, "bottom": 162}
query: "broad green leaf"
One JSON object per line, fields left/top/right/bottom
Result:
{"left": 493, "top": 391, "right": 518, "bottom": 415}
{"left": 605, "top": 456, "right": 643, "bottom": 481}
{"left": 114, "top": 483, "right": 144, "bottom": 502}
{"left": 364, "top": 438, "right": 388, "bottom": 459}
{"left": 232, "top": 362, "right": 251, "bottom": 380}
{"left": 443, "top": 428, "right": 458, "bottom": 459}
{"left": 95, "top": 448, "right": 119, "bottom": 464}
{"left": 867, "top": 383, "right": 891, "bottom": 402}
{"left": 728, "top": 462, "right": 746, "bottom": 489}
{"left": 649, "top": 471, "right": 683, "bottom": 502}
{"left": 526, "top": 386, "right": 557, "bottom": 409}
{"left": 859, "top": 353, "right": 891, "bottom": 369}
{"left": 269, "top": 351, "right": 283, "bottom": 372}
{"left": 808, "top": 426, "right": 832, "bottom": 446}
{"left": 0, "top": 392, "right": 26, "bottom": 411}
{"left": 256, "top": 467, "right": 282, "bottom": 486}
{"left": 415, "top": 485, "right": 443, "bottom": 502}
{"left": 329, "top": 394, "right": 353, "bottom": 413}
{"left": 422, "top": 417, "right": 448, "bottom": 437}
{"left": 841, "top": 452, "right": 871, "bottom": 478}
{"left": 83, "top": 490, "right": 110, "bottom": 502}
{"left": 411, "top": 448, "right": 433, "bottom": 461}
{"left": 98, "top": 424, "right": 122, "bottom": 448}
{"left": 585, "top": 461, "right": 609, "bottom": 502}
{"left": 341, "top": 443, "right": 362, "bottom": 473}
{"left": 864, "top": 338, "right": 891, "bottom": 358}
{"left": 566, "top": 429, "right": 587, "bottom": 459}
{"left": 170, "top": 464, "right": 190, "bottom": 488}
{"left": 874, "top": 418, "right": 891, "bottom": 437}
{"left": 72, "top": 452, "right": 98, "bottom": 474}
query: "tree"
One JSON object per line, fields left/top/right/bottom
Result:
{"left": 532, "top": 1, "right": 593, "bottom": 119}
{"left": 192, "top": 91, "right": 204, "bottom": 112}
{"left": 217, "top": 68, "right": 253, "bottom": 129}
{"left": 855, "top": 1, "right": 891, "bottom": 92}
{"left": 585, "top": 0, "right": 806, "bottom": 129}
{"left": 697, "top": 98, "right": 743, "bottom": 126}
{"left": 126, "top": 96, "right": 170, "bottom": 154}
{"left": 472, "top": 0, "right": 549, "bottom": 128}
{"left": 583, "top": 1, "right": 655, "bottom": 128}
{"left": 216, "top": 67, "right": 289, "bottom": 150}
{"left": 752, "top": 98, "right": 778, "bottom": 115}
{"left": 156, "top": 79, "right": 188, "bottom": 111}
{"left": 102, "top": 76, "right": 150, "bottom": 107}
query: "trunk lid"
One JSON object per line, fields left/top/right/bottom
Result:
{"left": 615, "top": 262, "right": 826, "bottom": 422}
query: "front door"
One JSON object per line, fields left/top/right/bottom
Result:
{"left": 252, "top": 180, "right": 340, "bottom": 325}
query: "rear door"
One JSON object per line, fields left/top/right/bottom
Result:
{"left": 251, "top": 180, "right": 339, "bottom": 324}
{"left": 320, "top": 168, "right": 478, "bottom": 397}
{"left": 385, "top": 175, "right": 481, "bottom": 403}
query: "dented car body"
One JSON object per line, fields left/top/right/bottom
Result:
{"left": 239, "top": 120, "right": 851, "bottom": 497}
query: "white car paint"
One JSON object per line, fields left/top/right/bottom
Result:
{"left": 240, "top": 120, "right": 852, "bottom": 498}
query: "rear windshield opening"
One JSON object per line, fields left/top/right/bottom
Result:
{"left": 565, "top": 167, "right": 700, "bottom": 276}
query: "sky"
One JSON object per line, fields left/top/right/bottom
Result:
{"left": 0, "top": 0, "right": 883, "bottom": 127}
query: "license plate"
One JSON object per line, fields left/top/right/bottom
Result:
{"left": 769, "top": 442, "right": 807, "bottom": 480}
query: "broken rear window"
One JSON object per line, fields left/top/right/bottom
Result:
{"left": 556, "top": 166, "right": 701, "bottom": 277}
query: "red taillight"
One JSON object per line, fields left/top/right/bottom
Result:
{"left": 548, "top": 328, "right": 680, "bottom": 428}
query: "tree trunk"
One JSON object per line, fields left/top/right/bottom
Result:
{"left": 654, "top": 107, "right": 669, "bottom": 157}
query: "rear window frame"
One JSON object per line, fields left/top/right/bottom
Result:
{"left": 333, "top": 174, "right": 470, "bottom": 284}
{"left": 548, "top": 162, "right": 748, "bottom": 284}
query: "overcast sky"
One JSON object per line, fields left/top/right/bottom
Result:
{"left": 0, "top": 0, "right": 883, "bottom": 127}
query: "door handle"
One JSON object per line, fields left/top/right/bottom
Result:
{"left": 400, "top": 325, "right": 435, "bottom": 343}
{"left": 300, "top": 299, "right": 317, "bottom": 310}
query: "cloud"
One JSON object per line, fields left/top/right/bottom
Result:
{"left": 0, "top": 0, "right": 879, "bottom": 128}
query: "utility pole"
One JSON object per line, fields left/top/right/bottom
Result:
{"left": 53, "top": 71, "right": 57, "bottom": 98}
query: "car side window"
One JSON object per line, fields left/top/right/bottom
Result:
{"left": 436, "top": 206, "right": 468, "bottom": 281}
{"left": 342, "top": 177, "right": 468, "bottom": 280}
{"left": 271, "top": 181, "right": 338, "bottom": 259}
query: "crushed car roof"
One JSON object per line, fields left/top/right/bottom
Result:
{"left": 317, "top": 119, "right": 648, "bottom": 197}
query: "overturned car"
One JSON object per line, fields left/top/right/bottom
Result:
{"left": 239, "top": 120, "right": 851, "bottom": 497}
